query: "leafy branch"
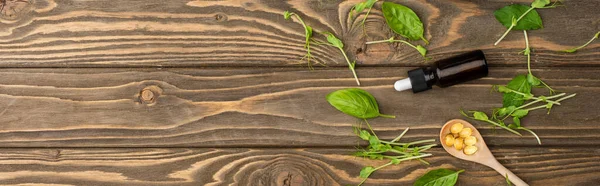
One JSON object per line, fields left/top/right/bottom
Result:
{"left": 562, "top": 31, "right": 600, "bottom": 53}
{"left": 354, "top": 127, "right": 435, "bottom": 186}
{"left": 322, "top": 32, "right": 361, "bottom": 85}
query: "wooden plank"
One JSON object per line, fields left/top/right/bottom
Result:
{"left": 0, "top": 147, "right": 596, "bottom": 185}
{"left": 0, "top": 0, "right": 598, "bottom": 67}
{"left": 0, "top": 67, "right": 597, "bottom": 147}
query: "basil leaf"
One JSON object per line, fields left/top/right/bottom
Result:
{"left": 494, "top": 4, "right": 543, "bottom": 30}
{"left": 473, "top": 111, "right": 489, "bottom": 121}
{"left": 513, "top": 117, "right": 521, "bottom": 127}
{"left": 511, "top": 109, "right": 529, "bottom": 118}
{"left": 359, "top": 166, "right": 375, "bottom": 178}
{"left": 498, "top": 106, "right": 517, "bottom": 117}
{"left": 353, "top": 0, "right": 377, "bottom": 14}
{"left": 413, "top": 169, "right": 464, "bottom": 186}
{"left": 531, "top": 0, "right": 550, "bottom": 8}
{"left": 326, "top": 88, "right": 387, "bottom": 119}
{"left": 382, "top": 2, "right": 428, "bottom": 43}
{"left": 503, "top": 75, "right": 532, "bottom": 107}
{"left": 527, "top": 73, "right": 541, "bottom": 86}
{"left": 283, "top": 11, "right": 292, "bottom": 20}
{"left": 325, "top": 32, "right": 344, "bottom": 48}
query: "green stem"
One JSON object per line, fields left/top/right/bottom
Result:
{"left": 339, "top": 48, "right": 360, "bottom": 85}
{"left": 380, "top": 139, "right": 436, "bottom": 146}
{"left": 563, "top": 31, "right": 600, "bottom": 52}
{"left": 361, "top": 6, "right": 373, "bottom": 36}
{"left": 501, "top": 93, "right": 566, "bottom": 121}
{"left": 363, "top": 119, "right": 378, "bottom": 139}
{"left": 524, "top": 30, "right": 532, "bottom": 75}
{"left": 505, "top": 88, "right": 560, "bottom": 105}
{"left": 524, "top": 93, "right": 576, "bottom": 112}
{"left": 518, "top": 127, "right": 541, "bottom": 145}
{"left": 494, "top": 7, "right": 535, "bottom": 46}
{"left": 390, "top": 128, "right": 409, "bottom": 143}
{"left": 482, "top": 119, "right": 522, "bottom": 136}
{"left": 366, "top": 39, "right": 426, "bottom": 58}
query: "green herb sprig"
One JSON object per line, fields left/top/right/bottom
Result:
{"left": 283, "top": 11, "right": 320, "bottom": 69}
{"left": 493, "top": 0, "right": 561, "bottom": 45}
{"left": 562, "top": 31, "right": 600, "bottom": 53}
{"left": 354, "top": 127, "right": 435, "bottom": 186}
{"left": 350, "top": 0, "right": 378, "bottom": 35}
{"left": 320, "top": 33, "right": 361, "bottom": 85}
{"left": 413, "top": 169, "right": 464, "bottom": 186}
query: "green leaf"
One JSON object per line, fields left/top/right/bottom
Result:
{"left": 498, "top": 106, "right": 517, "bottom": 117}
{"left": 497, "top": 85, "right": 513, "bottom": 93}
{"left": 527, "top": 74, "right": 541, "bottom": 86}
{"left": 473, "top": 111, "right": 489, "bottom": 121}
{"left": 391, "top": 158, "right": 401, "bottom": 165}
{"left": 359, "top": 130, "right": 371, "bottom": 141}
{"left": 413, "top": 169, "right": 464, "bottom": 186}
{"left": 327, "top": 88, "right": 391, "bottom": 119}
{"left": 304, "top": 26, "right": 313, "bottom": 47}
{"left": 283, "top": 11, "right": 292, "bottom": 20}
{"left": 494, "top": 4, "right": 543, "bottom": 30}
{"left": 513, "top": 117, "right": 521, "bottom": 127}
{"left": 531, "top": 0, "right": 551, "bottom": 8}
{"left": 381, "top": 2, "right": 428, "bottom": 43}
{"left": 511, "top": 109, "right": 529, "bottom": 118}
{"left": 503, "top": 75, "right": 532, "bottom": 107}
{"left": 368, "top": 135, "right": 380, "bottom": 147}
{"left": 324, "top": 32, "right": 344, "bottom": 48}
{"left": 353, "top": 0, "right": 377, "bottom": 14}
{"left": 359, "top": 166, "right": 375, "bottom": 178}
{"left": 416, "top": 45, "right": 428, "bottom": 57}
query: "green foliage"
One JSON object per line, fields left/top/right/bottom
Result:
{"left": 413, "top": 169, "right": 464, "bottom": 186}
{"left": 326, "top": 88, "right": 394, "bottom": 119}
{"left": 381, "top": 2, "right": 428, "bottom": 44}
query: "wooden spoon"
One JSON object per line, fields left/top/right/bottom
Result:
{"left": 440, "top": 119, "right": 528, "bottom": 186}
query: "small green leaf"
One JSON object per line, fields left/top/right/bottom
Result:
{"left": 368, "top": 135, "right": 379, "bottom": 146}
{"left": 359, "top": 130, "right": 371, "bottom": 141}
{"left": 511, "top": 109, "right": 529, "bottom": 118}
{"left": 283, "top": 11, "right": 292, "bottom": 20}
{"left": 494, "top": 4, "right": 543, "bottom": 30}
{"left": 498, "top": 106, "right": 517, "bottom": 117}
{"left": 503, "top": 75, "right": 532, "bottom": 107}
{"left": 531, "top": 0, "right": 551, "bottom": 8}
{"left": 391, "top": 158, "right": 401, "bottom": 165}
{"left": 413, "top": 169, "right": 464, "bottom": 186}
{"left": 359, "top": 166, "right": 375, "bottom": 178}
{"left": 324, "top": 32, "right": 344, "bottom": 48}
{"left": 326, "top": 88, "right": 389, "bottom": 119}
{"left": 353, "top": 0, "right": 377, "bottom": 14}
{"left": 497, "top": 85, "right": 513, "bottom": 93}
{"left": 513, "top": 117, "right": 521, "bottom": 127}
{"left": 416, "top": 45, "right": 428, "bottom": 57}
{"left": 527, "top": 74, "right": 541, "bottom": 86}
{"left": 304, "top": 26, "right": 313, "bottom": 47}
{"left": 381, "top": 2, "right": 428, "bottom": 43}
{"left": 473, "top": 111, "right": 489, "bottom": 121}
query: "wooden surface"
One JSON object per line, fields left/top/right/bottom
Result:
{"left": 0, "top": 0, "right": 599, "bottom": 185}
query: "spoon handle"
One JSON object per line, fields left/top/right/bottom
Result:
{"left": 484, "top": 158, "right": 528, "bottom": 186}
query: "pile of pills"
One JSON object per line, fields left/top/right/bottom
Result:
{"left": 444, "top": 123, "right": 478, "bottom": 155}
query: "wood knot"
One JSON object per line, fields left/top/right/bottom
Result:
{"left": 138, "top": 86, "right": 162, "bottom": 105}
{"left": 214, "top": 13, "right": 227, "bottom": 22}
{"left": 0, "top": 0, "right": 32, "bottom": 20}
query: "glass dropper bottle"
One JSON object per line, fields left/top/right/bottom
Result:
{"left": 395, "top": 50, "right": 488, "bottom": 93}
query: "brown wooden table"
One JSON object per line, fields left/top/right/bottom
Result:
{"left": 0, "top": 0, "right": 599, "bottom": 185}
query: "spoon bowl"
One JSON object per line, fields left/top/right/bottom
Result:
{"left": 440, "top": 119, "right": 528, "bottom": 186}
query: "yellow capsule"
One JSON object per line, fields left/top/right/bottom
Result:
{"left": 464, "top": 136, "right": 477, "bottom": 146}
{"left": 444, "top": 134, "right": 455, "bottom": 146}
{"left": 454, "top": 137, "right": 464, "bottom": 150}
{"left": 450, "top": 123, "right": 464, "bottom": 134}
{"left": 459, "top": 128, "right": 473, "bottom": 138}
{"left": 464, "top": 145, "right": 478, "bottom": 155}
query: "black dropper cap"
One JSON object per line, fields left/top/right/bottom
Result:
{"left": 395, "top": 50, "right": 488, "bottom": 93}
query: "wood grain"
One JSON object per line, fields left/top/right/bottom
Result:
{"left": 0, "top": 0, "right": 598, "bottom": 67}
{"left": 0, "top": 67, "right": 597, "bottom": 147}
{"left": 0, "top": 147, "right": 597, "bottom": 185}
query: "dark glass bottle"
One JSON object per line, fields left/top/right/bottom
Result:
{"left": 394, "top": 50, "right": 488, "bottom": 93}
